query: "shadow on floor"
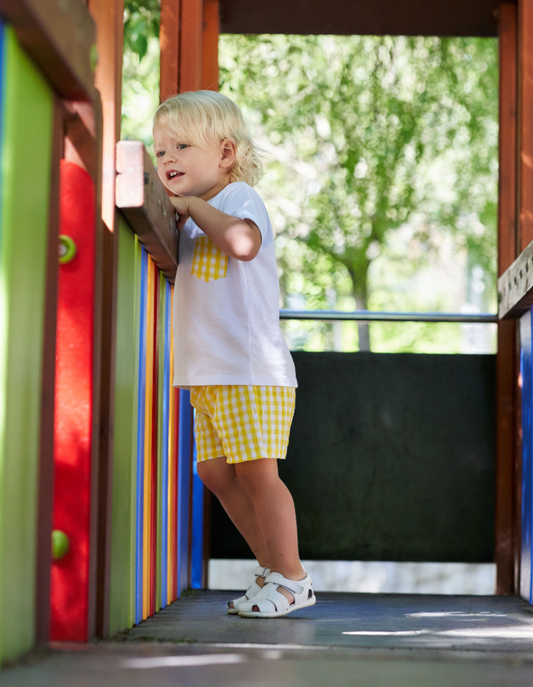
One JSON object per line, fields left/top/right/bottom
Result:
{"left": 3, "top": 592, "right": 533, "bottom": 687}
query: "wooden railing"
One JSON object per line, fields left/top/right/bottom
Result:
{"left": 498, "top": 240, "right": 533, "bottom": 319}
{"left": 116, "top": 141, "right": 178, "bottom": 282}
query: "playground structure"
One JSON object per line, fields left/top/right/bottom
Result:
{"left": 0, "top": 0, "right": 533, "bottom": 670}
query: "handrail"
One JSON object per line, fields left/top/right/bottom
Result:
{"left": 116, "top": 141, "right": 178, "bottom": 283}
{"left": 498, "top": 239, "right": 533, "bottom": 319}
{"left": 280, "top": 310, "right": 498, "bottom": 323}
{"left": 0, "top": 0, "right": 96, "bottom": 101}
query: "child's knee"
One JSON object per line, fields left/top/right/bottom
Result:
{"left": 197, "top": 458, "right": 236, "bottom": 495}
{"left": 235, "top": 459, "right": 279, "bottom": 495}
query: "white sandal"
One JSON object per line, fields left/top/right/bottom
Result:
{"left": 237, "top": 571, "right": 316, "bottom": 618}
{"left": 226, "top": 565, "right": 270, "bottom": 615}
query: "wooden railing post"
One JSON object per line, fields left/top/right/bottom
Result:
{"left": 496, "top": 3, "right": 519, "bottom": 596}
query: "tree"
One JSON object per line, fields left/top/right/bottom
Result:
{"left": 220, "top": 35, "right": 498, "bottom": 350}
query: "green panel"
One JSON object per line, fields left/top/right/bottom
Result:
{"left": 108, "top": 218, "right": 139, "bottom": 636}
{"left": 0, "top": 29, "right": 53, "bottom": 663}
{"left": 128, "top": 237, "right": 141, "bottom": 627}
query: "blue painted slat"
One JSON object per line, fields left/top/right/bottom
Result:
{"left": 190, "top": 434, "right": 204, "bottom": 589}
{"left": 135, "top": 246, "right": 148, "bottom": 623}
{"left": 161, "top": 280, "right": 171, "bottom": 608}
{"left": 0, "top": 18, "right": 5, "bottom": 259}
{"left": 177, "top": 390, "right": 192, "bottom": 596}
{"left": 521, "top": 308, "right": 533, "bottom": 603}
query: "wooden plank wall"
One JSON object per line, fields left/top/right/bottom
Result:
{"left": 87, "top": 0, "right": 124, "bottom": 639}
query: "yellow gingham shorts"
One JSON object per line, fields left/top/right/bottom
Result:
{"left": 190, "top": 385, "right": 296, "bottom": 463}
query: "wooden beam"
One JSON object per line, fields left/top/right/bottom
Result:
{"left": 87, "top": 0, "right": 124, "bottom": 639}
{"left": 519, "top": 0, "right": 533, "bottom": 251}
{"left": 0, "top": 0, "right": 96, "bottom": 100}
{"left": 160, "top": 0, "right": 180, "bottom": 100}
{"left": 219, "top": 0, "right": 501, "bottom": 37}
{"left": 496, "top": 4, "right": 519, "bottom": 595}
{"left": 180, "top": 0, "right": 203, "bottom": 92}
{"left": 64, "top": 103, "right": 97, "bottom": 179}
{"left": 116, "top": 141, "right": 178, "bottom": 282}
{"left": 202, "top": 0, "right": 219, "bottom": 91}
{"left": 497, "top": 240, "right": 533, "bottom": 318}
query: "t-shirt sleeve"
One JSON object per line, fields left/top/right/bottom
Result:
{"left": 219, "top": 183, "right": 270, "bottom": 242}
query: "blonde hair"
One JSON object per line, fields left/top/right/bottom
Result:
{"left": 153, "top": 91, "right": 263, "bottom": 187}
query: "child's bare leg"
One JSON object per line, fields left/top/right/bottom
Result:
{"left": 197, "top": 456, "right": 270, "bottom": 597}
{"left": 235, "top": 458, "right": 306, "bottom": 606}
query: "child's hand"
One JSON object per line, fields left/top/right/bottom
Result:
{"left": 169, "top": 196, "right": 192, "bottom": 230}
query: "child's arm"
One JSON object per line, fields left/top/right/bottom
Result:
{"left": 170, "top": 196, "right": 261, "bottom": 262}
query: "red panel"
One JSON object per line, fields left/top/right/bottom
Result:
{"left": 171, "top": 388, "right": 180, "bottom": 601}
{"left": 51, "top": 160, "right": 96, "bottom": 641}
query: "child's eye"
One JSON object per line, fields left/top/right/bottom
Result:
{"left": 177, "top": 144, "right": 189, "bottom": 150}
{"left": 156, "top": 150, "right": 165, "bottom": 157}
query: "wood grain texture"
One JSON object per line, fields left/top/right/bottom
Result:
{"left": 88, "top": 0, "right": 124, "bottom": 639}
{"left": 180, "top": 0, "right": 203, "bottom": 92}
{"left": 0, "top": 0, "right": 95, "bottom": 100}
{"left": 499, "top": 4, "right": 518, "bottom": 272}
{"left": 202, "top": 0, "right": 219, "bottom": 90}
{"left": 160, "top": 0, "right": 180, "bottom": 99}
{"left": 519, "top": 0, "right": 533, "bottom": 251}
{"left": 219, "top": 0, "right": 501, "bottom": 36}
{"left": 116, "top": 141, "right": 178, "bottom": 282}
{"left": 498, "top": 239, "right": 533, "bottom": 318}
{"left": 496, "top": 4, "right": 519, "bottom": 595}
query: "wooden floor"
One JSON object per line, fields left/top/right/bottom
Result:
{"left": 3, "top": 592, "right": 533, "bottom": 686}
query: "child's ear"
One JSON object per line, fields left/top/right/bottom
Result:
{"left": 220, "top": 139, "right": 237, "bottom": 169}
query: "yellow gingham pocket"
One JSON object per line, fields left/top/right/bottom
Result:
{"left": 191, "top": 236, "right": 228, "bottom": 282}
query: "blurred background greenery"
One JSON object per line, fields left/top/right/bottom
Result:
{"left": 122, "top": 2, "right": 498, "bottom": 354}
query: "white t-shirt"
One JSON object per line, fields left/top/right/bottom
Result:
{"left": 172, "top": 181, "right": 297, "bottom": 388}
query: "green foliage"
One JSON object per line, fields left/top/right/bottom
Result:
{"left": 124, "top": 0, "right": 160, "bottom": 61}
{"left": 121, "top": 0, "right": 160, "bottom": 147}
{"left": 220, "top": 35, "right": 498, "bottom": 350}
{"left": 119, "top": 23, "right": 498, "bottom": 352}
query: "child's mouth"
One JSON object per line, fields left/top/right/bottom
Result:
{"left": 167, "top": 170, "right": 184, "bottom": 180}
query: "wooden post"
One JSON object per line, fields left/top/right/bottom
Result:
{"left": 88, "top": 0, "right": 124, "bottom": 638}
{"left": 202, "top": 0, "right": 219, "bottom": 90}
{"left": 160, "top": 0, "right": 207, "bottom": 99}
{"left": 160, "top": 0, "right": 180, "bottom": 100}
{"left": 496, "top": 4, "right": 519, "bottom": 595}
{"left": 519, "top": 0, "right": 533, "bottom": 253}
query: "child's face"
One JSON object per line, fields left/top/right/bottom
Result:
{"left": 153, "top": 119, "right": 234, "bottom": 200}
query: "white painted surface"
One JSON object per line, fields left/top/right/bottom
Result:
{"left": 208, "top": 560, "right": 496, "bottom": 595}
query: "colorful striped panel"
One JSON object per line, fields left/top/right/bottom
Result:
{"left": 0, "top": 27, "right": 53, "bottom": 663}
{"left": 111, "top": 230, "right": 198, "bottom": 632}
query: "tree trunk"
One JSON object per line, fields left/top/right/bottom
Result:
{"left": 355, "top": 292, "right": 371, "bottom": 351}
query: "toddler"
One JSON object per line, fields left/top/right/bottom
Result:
{"left": 153, "top": 90, "right": 315, "bottom": 618}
